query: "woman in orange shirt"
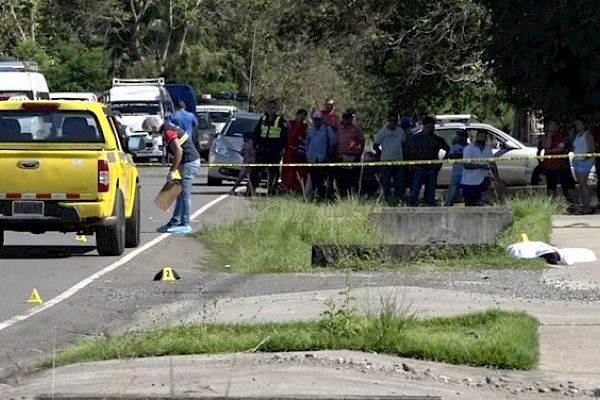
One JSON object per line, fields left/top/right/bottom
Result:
{"left": 281, "top": 109, "right": 308, "bottom": 191}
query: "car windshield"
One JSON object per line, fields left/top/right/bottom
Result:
{"left": 224, "top": 117, "right": 259, "bottom": 137}
{"left": 0, "top": 110, "right": 103, "bottom": 143}
{"left": 207, "top": 111, "right": 232, "bottom": 123}
{"left": 110, "top": 102, "right": 161, "bottom": 116}
{"left": 197, "top": 116, "right": 211, "bottom": 129}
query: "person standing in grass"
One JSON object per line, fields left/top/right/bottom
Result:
{"left": 445, "top": 130, "right": 468, "bottom": 206}
{"left": 374, "top": 111, "right": 406, "bottom": 205}
{"left": 304, "top": 111, "right": 336, "bottom": 199}
{"left": 281, "top": 109, "right": 308, "bottom": 192}
{"left": 461, "top": 130, "right": 501, "bottom": 206}
{"left": 571, "top": 116, "right": 595, "bottom": 214}
{"left": 538, "top": 119, "right": 575, "bottom": 204}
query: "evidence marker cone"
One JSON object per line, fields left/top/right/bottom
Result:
{"left": 519, "top": 233, "right": 529, "bottom": 242}
{"left": 26, "top": 288, "right": 43, "bottom": 304}
{"left": 153, "top": 266, "right": 180, "bottom": 281}
{"left": 76, "top": 234, "right": 87, "bottom": 242}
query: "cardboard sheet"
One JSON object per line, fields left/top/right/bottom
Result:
{"left": 153, "top": 181, "right": 182, "bottom": 212}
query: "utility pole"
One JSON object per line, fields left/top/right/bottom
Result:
{"left": 247, "top": 25, "right": 257, "bottom": 112}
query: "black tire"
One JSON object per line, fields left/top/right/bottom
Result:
{"left": 0, "top": 230, "right": 4, "bottom": 249}
{"left": 207, "top": 176, "right": 222, "bottom": 186}
{"left": 125, "top": 185, "right": 141, "bottom": 248}
{"left": 96, "top": 189, "right": 126, "bottom": 256}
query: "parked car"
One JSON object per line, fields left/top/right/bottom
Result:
{"left": 195, "top": 112, "right": 218, "bottom": 160}
{"left": 207, "top": 112, "right": 261, "bottom": 186}
{"left": 430, "top": 116, "right": 596, "bottom": 187}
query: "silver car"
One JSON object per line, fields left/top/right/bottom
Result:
{"left": 207, "top": 112, "right": 262, "bottom": 186}
{"left": 430, "top": 121, "right": 540, "bottom": 187}
{"left": 430, "top": 121, "right": 596, "bottom": 187}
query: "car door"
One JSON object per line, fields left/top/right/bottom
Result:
{"left": 434, "top": 128, "right": 464, "bottom": 187}
{"left": 466, "top": 128, "right": 527, "bottom": 186}
{"left": 107, "top": 114, "right": 134, "bottom": 208}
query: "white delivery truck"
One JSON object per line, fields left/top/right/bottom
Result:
{"left": 104, "top": 78, "right": 175, "bottom": 163}
{"left": 0, "top": 60, "right": 50, "bottom": 100}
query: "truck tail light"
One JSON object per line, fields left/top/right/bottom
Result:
{"left": 98, "top": 160, "right": 109, "bottom": 192}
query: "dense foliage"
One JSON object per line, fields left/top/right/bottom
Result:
{"left": 481, "top": 0, "right": 600, "bottom": 121}
{"left": 1, "top": 0, "right": 598, "bottom": 129}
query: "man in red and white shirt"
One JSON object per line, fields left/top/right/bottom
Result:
{"left": 143, "top": 116, "right": 201, "bottom": 234}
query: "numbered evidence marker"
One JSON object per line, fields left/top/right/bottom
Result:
{"left": 153, "top": 266, "right": 181, "bottom": 281}
{"left": 26, "top": 288, "right": 43, "bottom": 304}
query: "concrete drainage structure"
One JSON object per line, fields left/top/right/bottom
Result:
{"left": 311, "top": 206, "right": 513, "bottom": 267}
{"left": 369, "top": 206, "right": 513, "bottom": 246}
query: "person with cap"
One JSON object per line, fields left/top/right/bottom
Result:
{"left": 250, "top": 99, "right": 289, "bottom": 195}
{"left": 304, "top": 111, "right": 336, "bottom": 199}
{"left": 142, "top": 116, "right": 201, "bottom": 233}
{"left": 408, "top": 116, "right": 450, "bottom": 206}
{"left": 335, "top": 108, "right": 365, "bottom": 196}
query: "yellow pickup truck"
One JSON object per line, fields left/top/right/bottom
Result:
{"left": 0, "top": 100, "right": 141, "bottom": 256}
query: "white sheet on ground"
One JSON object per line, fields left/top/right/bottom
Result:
{"left": 507, "top": 241, "right": 597, "bottom": 266}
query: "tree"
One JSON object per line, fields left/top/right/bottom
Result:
{"left": 277, "top": 0, "right": 490, "bottom": 117}
{"left": 481, "top": 0, "right": 600, "bottom": 122}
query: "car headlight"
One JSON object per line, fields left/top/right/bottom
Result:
{"left": 214, "top": 142, "right": 229, "bottom": 156}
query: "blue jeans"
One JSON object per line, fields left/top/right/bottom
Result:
{"left": 446, "top": 173, "right": 462, "bottom": 206}
{"left": 169, "top": 159, "right": 200, "bottom": 225}
{"left": 409, "top": 168, "right": 438, "bottom": 206}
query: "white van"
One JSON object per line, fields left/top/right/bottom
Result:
{"left": 0, "top": 60, "right": 50, "bottom": 100}
{"left": 105, "top": 78, "right": 174, "bottom": 132}
{"left": 195, "top": 105, "right": 238, "bottom": 134}
{"left": 105, "top": 78, "right": 175, "bottom": 162}
{"left": 50, "top": 92, "right": 98, "bottom": 102}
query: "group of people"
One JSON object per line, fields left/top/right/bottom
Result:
{"left": 137, "top": 96, "right": 600, "bottom": 236}
{"left": 234, "top": 97, "right": 505, "bottom": 207}
{"left": 534, "top": 116, "right": 599, "bottom": 215}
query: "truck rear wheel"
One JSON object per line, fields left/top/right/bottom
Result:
{"left": 96, "top": 190, "right": 126, "bottom": 256}
{"left": 125, "top": 186, "right": 141, "bottom": 248}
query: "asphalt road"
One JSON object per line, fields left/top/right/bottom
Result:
{"left": 0, "top": 165, "right": 447, "bottom": 385}
{"left": 0, "top": 166, "right": 234, "bottom": 379}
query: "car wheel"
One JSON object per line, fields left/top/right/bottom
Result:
{"left": 125, "top": 185, "right": 141, "bottom": 248}
{"left": 207, "top": 176, "right": 222, "bottom": 186}
{"left": 0, "top": 230, "right": 4, "bottom": 249}
{"left": 96, "top": 189, "right": 126, "bottom": 256}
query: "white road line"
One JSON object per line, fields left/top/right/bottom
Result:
{"left": 0, "top": 194, "right": 230, "bottom": 332}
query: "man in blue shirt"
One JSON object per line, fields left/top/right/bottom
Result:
{"left": 305, "top": 111, "right": 336, "bottom": 198}
{"left": 169, "top": 100, "right": 198, "bottom": 135}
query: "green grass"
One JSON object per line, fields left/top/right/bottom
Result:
{"left": 197, "top": 193, "right": 566, "bottom": 272}
{"left": 410, "top": 194, "right": 568, "bottom": 270}
{"left": 197, "top": 195, "right": 387, "bottom": 272}
{"left": 46, "top": 309, "right": 539, "bottom": 371}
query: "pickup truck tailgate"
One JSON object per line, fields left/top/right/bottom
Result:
{"left": 0, "top": 150, "right": 100, "bottom": 199}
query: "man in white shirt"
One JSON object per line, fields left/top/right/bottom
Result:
{"left": 461, "top": 130, "right": 501, "bottom": 206}
{"left": 374, "top": 112, "right": 406, "bottom": 205}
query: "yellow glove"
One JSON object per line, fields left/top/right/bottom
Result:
{"left": 167, "top": 169, "right": 182, "bottom": 182}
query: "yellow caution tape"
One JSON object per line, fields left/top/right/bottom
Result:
{"left": 134, "top": 152, "right": 600, "bottom": 168}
